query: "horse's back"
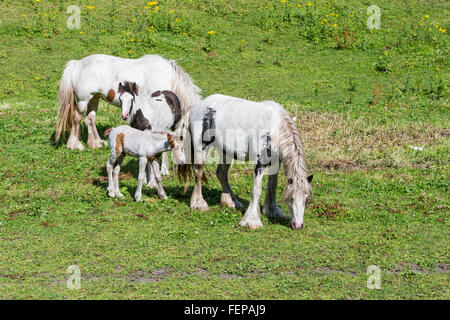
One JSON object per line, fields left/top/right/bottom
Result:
{"left": 72, "top": 54, "right": 173, "bottom": 98}
{"left": 194, "top": 94, "right": 286, "bottom": 130}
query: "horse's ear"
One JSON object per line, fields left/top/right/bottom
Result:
{"left": 118, "top": 82, "right": 123, "bottom": 91}
{"left": 132, "top": 82, "right": 138, "bottom": 96}
{"left": 307, "top": 174, "right": 313, "bottom": 183}
{"left": 167, "top": 133, "right": 175, "bottom": 148}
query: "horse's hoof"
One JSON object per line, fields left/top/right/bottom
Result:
{"left": 160, "top": 168, "right": 170, "bottom": 176}
{"left": 263, "top": 206, "right": 285, "bottom": 219}
{"left": 108, "top": 192, "right": 115, "bottom": 198}
{"left": 135, "top": 195, "right": 142, "bottom": 202}
{"left": 239, "top": 219, "right": 263, "bottom": 229}
{"left": 191, "top": 199, "right": 208, "bottom": 211}
{"left": 87, "top": 139, "right": 105, "bottom": 149}
{"left": 234, "top": 200, "right": 244, "bottom": 210}
{"left": 220, "top": 193, "right": 235, "bottom": 208}
{"left": 67, "top": 141, "right": 84, "bottom": 151}
{"left": 116, "top": 192, "right": 124, "bottom": 198}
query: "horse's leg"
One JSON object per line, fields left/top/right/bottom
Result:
{"left": 113, "top": 154, "right": 125, "bottom": 198}
{"left": 262, "top": 173, "right": 285, "bottom": 218}
{"left": 106, "top": 156, "right": 116, "bottom": 198}
{"left": 85, "top": 95, "right": 106, "bottom": 149}
{"left": 66, "top": 101, "right": 86, "bottom": 150}
{"left": 216, "top": 162, "right": 244, "bottom": 209}
{"left": 239, "top": 167, "right": 265, "bottom": 229}
{"left": 190, "top": 164, "right": 208, "bottom": 211}
{"left": 146, "top": 161, "right": 158, "bottom": 188}
{"left": 160, "top": 152, "right": 170, "bottom": 176}
{"left": 152, "top": 160, "right": 168, "bottom": 199}
{"left": 134, "top": 157, "right": 148, "bottom": 202}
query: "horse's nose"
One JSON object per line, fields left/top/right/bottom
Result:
{"left": 292, "top": 221, "right": 303, "bottom": 230}
{"left": 121, "top": 113, "right": 128, "bottom": 120}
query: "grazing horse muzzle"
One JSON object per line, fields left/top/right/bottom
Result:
{"left": 291, "top": 221, "right": 304, "bottom": 230}
{"left": 121, "top": 113, "right": 129, "bottom": 120}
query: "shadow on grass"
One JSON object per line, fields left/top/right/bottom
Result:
{"left": 91, "top": 161, "right": 250, "bottom": 210}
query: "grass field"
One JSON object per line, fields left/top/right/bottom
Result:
{"left": 0, "top": 0, "right": 448, "bottom": 299}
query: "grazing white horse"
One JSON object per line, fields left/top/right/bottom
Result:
{"left": 176, "top": 94, "right": 313, "bottom": 230}
{"left": 55, "top": 54, "right": 201, "bottom": 150}
{"left": 105, "top": 126, "right": 185, "bottom": 202}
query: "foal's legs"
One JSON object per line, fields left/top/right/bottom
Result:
{"left": 134, "top": 157, "right": 148, "bottom": 202}
{"left": 146, "top": 161, "right": 158, "bottom": 188}
{"left": 152, "top": 160, "right": 168, "bottom": 199}
{"left": 160, "top": 152, "right": 170, "bottom": 176}
{"left": 66, "top": 101, "right": 86, "bottom": 151}
{"left": 262, "top": 173, "right": 285, "bottom": 218}
{"left": 216, "top": 162, "right": 244, "bottom": 209}
{"left": 84, "top": 96, "right": 105, "bottom": 149}
{"left": 106, "top": 157, "right": 116, "bottom": 198}
{"left": 112, "top": 154, "right": 125, "bottom": 198}
{"left": 190, "top": 164, "right": 208, "bottom": 211}
{"left": 239, "top": 167, "right": 265, "bottom": 229}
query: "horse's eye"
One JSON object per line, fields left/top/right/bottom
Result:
{"left": 156, "top": 98, "right": 162, "bottom": 102}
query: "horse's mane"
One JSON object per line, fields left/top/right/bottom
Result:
{"left": 169, "top": 60, "right": 202, "bottom": 114}
{"left": 278, "top": 115, "right": 312, "bottom": 201}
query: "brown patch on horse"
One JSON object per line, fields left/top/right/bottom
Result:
{"left": 151, "top": 90, "right": 182, "bottom": 130}
{"left": 118, "top": 81, "right": 139, "bottom": 96}
{"left": 167, "top": 134, "right": 176, "bottom": 149}
{"left": 115, "top": 133, "right": 125, "bottom": 155}
{"left": 104, "top": 128, "right": 113, "bottom": 138}
{"left": 130, "top": 109, "right": 151, "bottom": 131}
{"left": 106, "top": 89, "right": 116, "bottom": 102}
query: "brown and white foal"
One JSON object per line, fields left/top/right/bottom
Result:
{"left": 105, "top": 125, "right": 185, "bottom": 201}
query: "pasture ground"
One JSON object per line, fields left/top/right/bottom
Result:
{"left": 0, "top": 0, "right": 448, "bottom": 299}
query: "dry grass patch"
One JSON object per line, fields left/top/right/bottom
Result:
{"left": 292, "top": 110, "right": 449, "bottom": 170}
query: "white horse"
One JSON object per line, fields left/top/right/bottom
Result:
{"left": 55, "top": 54, "right": 201, "bottom": 150}
{"left": 119, "top": 85, "right": 182, "bottom": 182}
{"left": 176, "top": 94, "right": 313, "bottom": 230}
{"left": 105, "top": 125, "right": 185, "bottom": 202}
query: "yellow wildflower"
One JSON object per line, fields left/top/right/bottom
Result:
{"left": 439, "top": 27, "right": 446, "bottom": 33}
{"left": 130, "top": 38, "right": 135, "bottom": 42}
{"left": 424, "top": 14, "right": 429, "bottom": 18}
{"left": 86, "top": 6, "right": 94, "bottom": 10}
{"left": 208, "top": 30, "right": 215, "bottom": 35}
{"left": 147, "top": 1, "right": 158, "bottom": 6}
{"left": 307, "top": 2, "right": 312, "bottom": 6}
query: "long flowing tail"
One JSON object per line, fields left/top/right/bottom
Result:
{"left": 170, "top": 60, "right": 201, "bottom": 115}
{"left": 278, "top": 115, "right": 312, "bottom": 201}
{"left": 55, "top": 60, "right": 78, "bottom": 143}
{"left": 174, "top": 109, "right": 195, "bottom": 191}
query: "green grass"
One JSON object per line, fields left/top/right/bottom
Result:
{"left": 0, "top": 0, "right": 448, "bottom": 299}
